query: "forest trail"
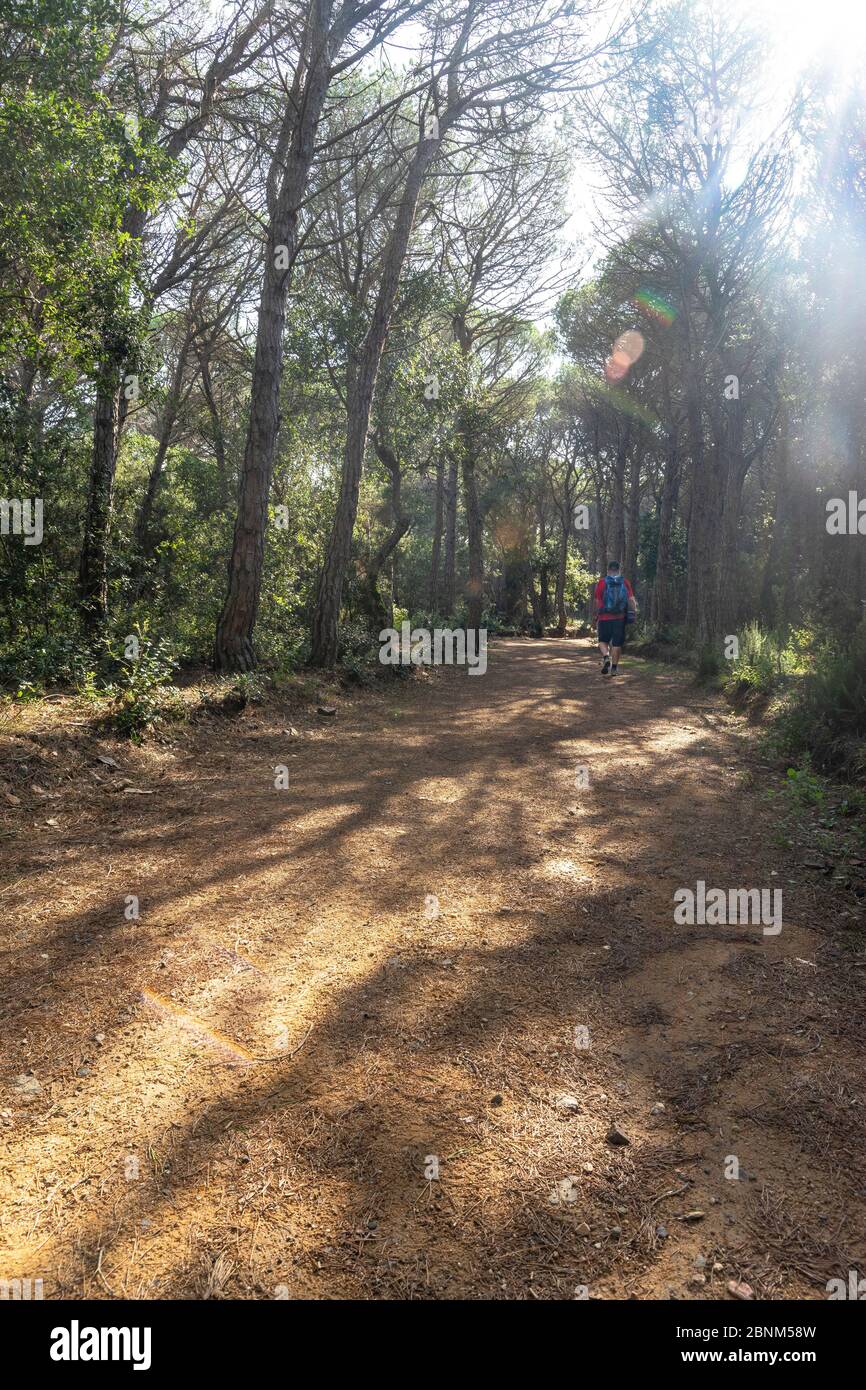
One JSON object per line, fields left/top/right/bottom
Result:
{"left": 1, "top": 639, "right": 863, "bottom": 1300}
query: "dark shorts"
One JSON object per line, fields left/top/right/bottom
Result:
{"left": 598, "top": 616, "right": 626, "bottom": 646}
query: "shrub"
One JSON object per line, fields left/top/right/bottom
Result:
{"left": 0, "top": 633, "right": 95, "bottom": 694}
{"left": 768, "top": 624, "right": 866, "bottom": 781}
{"left": 98, "top": 625, "right": 180, "bottom": 738}
{"left": 337, "top": 616, "right": 380, "bottom": 675}
{"left": 726, "top": 624, "right": 808, "bottom": 696}
{"left": 695, "top": 645, "right": 724, "bottom": 685}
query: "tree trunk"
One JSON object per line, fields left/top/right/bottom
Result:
{"left": 78, "top": 198, "right": 146, "bottom": 634}
{"left": 502, "top": 556, "right": 525, "bottom": 628}
{"left": 719, "top": 464, "right": 747, "bottom": 634}
{"left": 610, "top": 428, "right": 628, "bottom": 564}
{"left": 685, "top": 464, "right": 723, "bottom": 646}
{"left": 310, "top": 126, "right": 442, "bottom": 667}
{"left": 198, "top": 346, "right": 229, "bottom": 508}
{"left": 77, "top": 3, "right": 273, "bottom": 639}
{"left": 215, "top": 0, "right": 335, "bottom": 670}
{"left": 589, "top": 478, "right": 608, "bottom": 625}
{"left": 78, "top": 380, "right": 124, "bottom": 631}
{"left": 527, "top": 566, "right": 543, "bottom": 636}
{"left": 429, "top": 455, "right": 444, "bottom": 612}
{"left": 442, "top": 454, "right": 459, "bottom": 613}
{"left": 653, "top": 433, "right": 680, "bottom": 628}
{"left": 537, "top": 504, "right": 549, "bottom": 625}
{"left": 356, "top": 435, "right": 410, "bottom": 634}
{"left": 683, "top": 358, "right": 723, "bottom": 645}
{"left": 624, "top": 440, "right": 642, "bottom": 580}
{"left": 554, "top": 525, "right": 568, "bottom": 635}
{"left": 759, "top": 407, "right": 790, "bottom": 628}
{"left": 462, "top": 445, "right": 484, "bottom": 634}
{"left": 134, "top": 332, "right": 193, "bottom": 554}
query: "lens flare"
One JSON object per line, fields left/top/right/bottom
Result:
{"left": 604, "top": 329, "right": 645, "bottom": 383}
{"left": 634, "top": 288, "right": 677, "bottom": 326}
{"left": 614, "top": 329, "right": 645, "bottom": 364}
{"left": 604, "top": 352, "right": 630, "bottom": 382}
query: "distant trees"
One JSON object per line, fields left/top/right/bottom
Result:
{"left": 561, "top": 2, "right": 796, "bottom": 645}
{"left": 2, "top": 0, "right": 864, "bottom": 693}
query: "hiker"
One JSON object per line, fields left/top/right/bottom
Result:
{"left": 593, "top": 561, "right": 637, "bottom": 677}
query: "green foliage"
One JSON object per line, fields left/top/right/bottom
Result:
{"left": 0, "top": 632, "right": 94, "bottom": 693}
{"left": 695, "top": 645, "right": 723, "bottom": 685}
{"left": 768, "top": 625, "right": 866, "bottom": 781}
{"left": 1, "top": 2, "right": 126, "bottom": 92}
{"left": 726, "top": 624, "right": 809, "bottom": 695}
{"left": 784, "top": 765, "right": 826, "bottom": 807}
{"left": 337, "top": 616, "right": 381, "bottom": 677}
{"left": 0, "top": 1, "right": 175, "bottom": 385}
{"left": 564, "top": 547, "right": 593, "bottom": 612}
{"left": 232, "top": 671, "right": 266, "bottom": 705}
{"left": 98, "top": 624, "right": 180, "bottom": 738}
{"left": 639, "top": 512, "right": 687, "bottom": 588}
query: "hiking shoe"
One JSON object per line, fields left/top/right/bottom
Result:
{"left": 601, "top": 656, "right": 611, "bottom": 675}
{"left": 610, "top": 666, "right": 618, "bottom": 677}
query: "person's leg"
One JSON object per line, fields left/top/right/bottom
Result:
{"left": 598, "top": 624, "right": 611, "bottom": 672}
{"left": 609, "top": 620, "right": 625, "bottom": 674}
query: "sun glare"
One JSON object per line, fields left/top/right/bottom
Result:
{"left": 743, "top": 0, "right": 866, "bottom": 78}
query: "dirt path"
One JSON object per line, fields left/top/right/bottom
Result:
{"left": 2, "top": 639, "right": 863, "bottom": 1300}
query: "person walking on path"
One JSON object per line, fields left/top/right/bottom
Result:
{"left": 593, "top": 561, "right": 637, "bottom": 677}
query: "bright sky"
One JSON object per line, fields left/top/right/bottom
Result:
{"left": 750, "top": 0, "right": 866, "bottom": 76}
{"left": 564, "top": 0, "right": 866, "bottom": 266}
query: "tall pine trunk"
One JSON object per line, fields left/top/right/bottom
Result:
{"left": 215, "top": 1, "right": 335, "bottom": 670}
{"left": 79, "top": 382, "right": 130, "bottom": 631}
{"left": 442, "top": 454, "right": 459, "bottom": 613}
{"left": 683, "top": 360, "right": 723, "bottom": 646}
{"left": 624, "top": 441, "right": 642, "bottom": 580}
{"left": 357, "top": 436, "right": 410, "bottom": 634}
{"left": 653, "top": 432, "right": 680, "bottom": 627}
{"left": 310, "top": 128, "right": 441, "bottom": 667}
{"left": 462, "top": 444, "right": 484, "bottom": 633}
{"left": 430, "top": 456, "right": 444, "bottom": 612}
{"left": 554, "top": 524, "right": 568, "bottom": 634}
{"left": 78, "top": 205, "right": 146, "bottom": 630}
{"left": 134, "top": 331, "right": 193, "bottom": 555}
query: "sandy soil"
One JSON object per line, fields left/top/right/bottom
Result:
{"left": 1, "top": 637, "right": 864, "bottom": 1300}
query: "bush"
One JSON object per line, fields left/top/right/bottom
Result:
{"left": 767, "top": 625, "right": 866, "bottom": 781}
{"left": 337, "top": 616, "right": 380, "bottom": 675}
{"left": 97, "top": 625, "right": 180, "bottom": 738}
{"left": 0, "top": 633, "right": 95, "bottom": 694}
{"left": 695, "top": 645, "right": 724, "bottom": 685}
{"left": 783, "top": 765, "right": 826, "bottom": 807}
{"left": 725, "top": 624, "right": 808, "bottom": 696}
